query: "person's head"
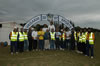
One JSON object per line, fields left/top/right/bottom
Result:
{"left": 40, "top": 28, "right": 42, "bottom": 31}
{"left": 61, "top": 29, "right": 63, "bottom": 33}
{"left": 80, "top": 28, "right": 82, "bottom": 33}
{"left": 29, "top": 27, "right": 32, "bottom": 32}
{"left": 50, "top": 21, "right": 53, "bottom": 25}
{"left": 31, "top": 28, "right": 34, "bottom": 31}
{"left": 88, "top": 28, "right": 91, "bottom": 33}
{"left": 84, "top": 28, "right": 87, "bottom": 32}
{"left": 46, "top": 29, "right": 49, "bottom": 32}
{"left": 63, "top": 28, "right": 66, "bottom": 32}
{"left": 56, "top": 28, "right": 59, "bottom": 32}
{"left": 20, "top": 28, "right": 23, "bottom": 32}
{"left": 44, "top": 24, "right": 48, "bottom": 28}
{"left": 13, "top": 27, "right": 17, "bottom": 32}
{"left": 24, "top": 29, "right": 27, "bottom": 32}
{"left": 16, "top": 27, "right": 19, "bottom": 32}
{"left": 51, "top": 28, "right": 54, "bottom": 32}
{"left": 71, "top": 28, "right": 74, "bottom": 32}
{"left": 66, "top": 28, "right": 68, "bottom": 32}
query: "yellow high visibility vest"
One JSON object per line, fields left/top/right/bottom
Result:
{"left": 11, "top": 31, "right": 18, "bottom": 41}
{"left": 59, "top": 33, "right": 66, "bottom": 41}
{"left": 23, "top": 32, "right": 28, "bottom": 40}
{"left": 85, "top": 32, "right": 88, "bottom": 37}
{"left": 89, "top": 32, "right": 94, "bottom": 45}
{"left": 19, "top": 32, "right": 24, "bottom": 41}
{"left": 77, "top": 32, "right": 80, "bottom": 41}
{"left": 74, "top": 31, "right": 77, "bottom": 41}
{"left": 62, "top": 33, "right": 66, "bottom": 41}
{"left": 79, "top": 34, "right": 82, "bottom": 43}
{"left": 50, "top": 32, "right": 55, "bottom": 40}
{"left": 82, "top": 33, "right": 86, "bottom": 43}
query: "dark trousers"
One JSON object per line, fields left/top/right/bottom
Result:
{"left": 77, "top": 42, "right": 79, "bottom": 51}
{"left": 55, "top": 38, "right": 60, "bottom": 49}
{"left": 71, "top": 40, "right": 75, "bottom": 50}
{"left": 39, "top": 40, "right": 44, "bottom": 50}
{"left": 17, "top": 41, "right": 19, "bottom": 52}
{"left": 33, "top": 40, "right": 37, "bottom": 50}
{"left": 86, "top": 44, "right": 94, "bottom": 56}
{"left": 29, "top": 39, "right": 33, "bottom": 51}
{"left": 19, "top": 41, "right": 24, "bottom": 52}
{"left": 82, "top": 42, "right": 86, "bottom": 54}
{"left": 78, "top": 42, "right": 82, "bottom": 52}
{"left": 10, "top": 41, "right": 17, "bottom": 53}
{"left": 60, "top": 40, "right": 66, "bottom": 49}
{"left": 66, "top": 39, "right": 71, "bottom": 50}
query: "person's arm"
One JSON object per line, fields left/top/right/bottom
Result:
{"left": 9, "top": 32, "right": 12, "bottom": 40}
{"left": 37, "top": 31, "right": 40, "bottom": 39}
{"left": 49, "top": 33, "right": 51, "bottom": 40}
{"left": 55, "top": 33, "right": 56, "bottom": 39}
{"left": 35, "top": 32, "right": 38, "bottom": 39}
{"left": 86, "top": 33, "right": 89, "bottom": 41}
{"left": 93, "top": 33, "right": 95, "bottom": 40}
{"left": 17, "top": 33, "right": 19, "bottom": 41}
{"left": 48, "top": 25, "right": 50, "bottom": 31}
{"left": 65, "top": 32, "right": 67, "bottom": 38}
{"left": 31, "top": 31, "right": 33, "bottom": 37}
{"left": 53, "top": 25, "right": 55, "bottom": 31}
{"left": 31, "top": 31, "right": 34, "bottom": 39}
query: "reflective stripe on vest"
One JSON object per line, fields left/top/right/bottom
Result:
{"left": 82, "top": 33, "right": 86, "bottom": 43}
{"left": 62, "top": 33, "right": 66, "bottom": 41}
{"left": 74, "top": 31, "right": 77, "bottom": 41}
{"left": 50, "top": 32, "right": 55, "bottom": 40}
{"left": 19, "top": 32, "right": 24, "bottom": 41}
{"left": 11, "top": 31, "right": 18, "bottom": 41}
{"left": 89, "top": 32, "right": 94, "bottom": 44}
{"left": 79, "top": 34, "right": 82, "bottom": 43}
{"left": 23, "top": 32, "right": 28, "bottom": 40}
{"left": 85, "top": 32, "right": 88, "bottom": 37}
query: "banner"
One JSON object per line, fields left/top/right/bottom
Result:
{"left": 24, "top": 14, "right": 73, "bottom": 30}
{"left": 24, "top": 15, "right": 41, "bottom": 29}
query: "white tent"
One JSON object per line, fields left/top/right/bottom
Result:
{"left": 0, "top": 22, "right": 22, "bottom": 45}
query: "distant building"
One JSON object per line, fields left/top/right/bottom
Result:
{"left": 0, "top": 22, "right": 22, "bottom": 45}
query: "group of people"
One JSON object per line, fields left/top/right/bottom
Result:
{"left": 9, "top": 21, "right": 95, "bottom": 59}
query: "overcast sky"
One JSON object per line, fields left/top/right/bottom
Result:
{"left": 0, "top": 0, "right": 100, "bottom": 29}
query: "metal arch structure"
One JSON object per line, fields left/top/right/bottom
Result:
{"left": 24, "top": 14, "right": 74, "bottom": 30}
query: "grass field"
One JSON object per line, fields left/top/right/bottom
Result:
{"left": 0, "top": 33, "right": 100, "bottom": 66}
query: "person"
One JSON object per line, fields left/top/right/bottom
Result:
{"left": 28, "top": 27, "right": 33, "bottom": 51}
{"left": 82, "top": 28, "right": 87, "bottom": 55}
{"left": 48, "top": 21, "right": 55, "bottom": 32}
{"left": 38, "top": 28, "right": 45, "bottom": 50}
{"left": 59, "top": 29, "right": 66, "bottom": 50}
{"left": 18, "top": 28, "right": 24, "bottom": 53}
{"left": 65, "top": 29, "right": 71, "bottom": 50}
{"left": 74, "top": 30, "right": 77, "bottom": 50}
{"left": 44, "top": 29, "right": 50, "bottom": 50}
{"left": 78, "top": 29, "right": 83, "bottom": 53}
{"left": 49, "top": 29, "right": 56, "bottom": 50}
{"left": 43, "top": 24, "right": 48, "bottom": 32}
{"left": 70, "top": 28, "right": 75, "bottom": 50}
{"left": 16, "top": 27, "right": 19, "bottom": 52}
{"left": 86, "top": 28, "right": 95, "bottom": 59}
{"left": 55, "top": 28, "right": 61, "bottom": 50}
{"left": 32, "top": 28, "right": 38, "bottom": 51}
{"left": 76, "top": 30, "right": 80, "bottom": 53}
{"left": 9, "top": 27, "right": 18, "bottom": 54}
{"left": 23, "top": 29, "right": 29, "bottom": 51}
